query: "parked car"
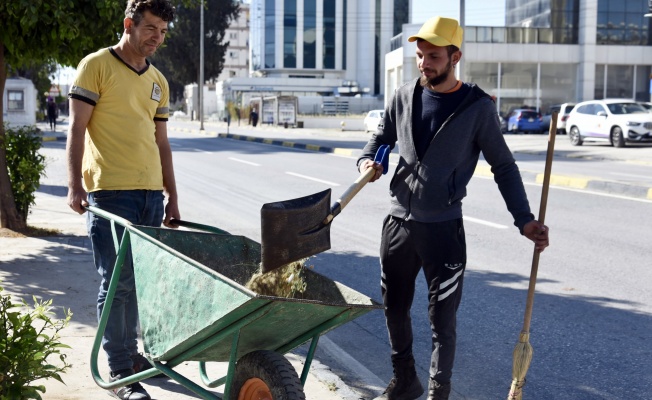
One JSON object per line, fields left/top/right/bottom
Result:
{"left": 555, "top": 102, "right": 576, "bottom": 134}
{"left": 540, "top": 103, "right": 576, "bottom": 134}
{"left": 540, "top": 104, "right": 561, "bottom": 132}
{"left": 565, "top": 99, "right": 652, "bottom": 147}
{"left": 507, "top": 109, "right": 542, "bottom": 134}
{"left": 498, "top": 113, "right": 507, "bottom": 133}
{"left": 363, "top": 109, "right": 385, "bottom": 132}
{"left": 638, "top": 102, "right": 652, "bottom": 113}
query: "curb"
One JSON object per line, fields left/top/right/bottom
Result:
{"left": 217, "top": 133, "right": 358, "bottom": 157}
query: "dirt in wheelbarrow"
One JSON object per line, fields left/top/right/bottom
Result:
{"left": 245, "top": 258, "right": 309, "bottom": 298}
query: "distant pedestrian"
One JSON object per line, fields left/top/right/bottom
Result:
{"left": 250, "top": 109, "right": 258, "bottom": 127}
{"left": 47, "top": 97, "right": 57, "bottom": 130}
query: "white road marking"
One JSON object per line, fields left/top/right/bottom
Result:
{"left": 463, "top": 216, "right": 508, "bottom": 229}
{"left": 476, "top": 175, "right": 652, "bottom": 203}
{"left": 609, "top": 172, "right": 652, "bottom": 180}
{"left": 228, "top": 157, "right": 260, "bottom": 166}
{"left": 286, "top": 172, "right": 340, "bottom": 186}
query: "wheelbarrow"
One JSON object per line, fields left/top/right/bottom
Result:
{"left": 87, "top": 206, "right": 381, "bottom": 400}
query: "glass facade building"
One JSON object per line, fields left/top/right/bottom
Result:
{"left": 388, "top": 0, "right": 652, "bottom": 116}
{"left": 249, "top": 0, "right": 407, "bottom": 97}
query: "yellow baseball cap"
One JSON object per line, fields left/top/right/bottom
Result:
{"left": 408, "top": 16, "right": 463, "bottom": 48}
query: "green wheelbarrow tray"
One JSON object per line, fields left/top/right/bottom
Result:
{"left": 87, "top": 206, "right": 381, "bottom": 400}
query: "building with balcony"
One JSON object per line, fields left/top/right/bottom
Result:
{"left": 216, "top": 1, "right": 251, "bottom": 81}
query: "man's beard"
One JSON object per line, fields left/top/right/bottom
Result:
{"left": 420, "top": 58, "right": 454, "bottom": 88}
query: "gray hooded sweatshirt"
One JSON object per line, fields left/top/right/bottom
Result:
{"left": 358, "top": 79, "right": 534, "bottom": 233}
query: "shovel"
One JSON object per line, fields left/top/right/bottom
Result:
{"left": 260, "top": 144, "right": 390, "bottom": 273}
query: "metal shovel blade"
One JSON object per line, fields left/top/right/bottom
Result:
{"left": 260, "top": 188, "right": 332, "bottom": 273}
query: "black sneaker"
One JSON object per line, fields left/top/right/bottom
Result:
{"left": 130, "top": 353, "right": 153, "bottom": 373}
{"left": 427, "top": 379, "right": 451, "bottom": 400}
{"left": 108, "top": 368, "right": 151, "bottom": 400}
{"left": 374, "top": 375, "right": 424, "bottom": 400}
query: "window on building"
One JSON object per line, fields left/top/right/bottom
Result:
{"left": 597, "top": 0, "right": 651, "bottom": 45}
{"left": 500, "top": 63, "right": 539, "bottom": 113}
{"left": 284, "top": 0, "right": 297, "bottom": 68}
{"left": 607, "top": 65, "right": 634, "bottom": 98}
{"left": 230, "top": 70, "right": 236, "bottom": 77}
{"left": 635, "top": 65, "right": 652, "bottom": 101}
{"left": 230, "top": 32, "right": 237, "bottom": 40}
{"left": 304, "top": 0, "right": 316, "bottom": 68}
{"left": 539, "top": 63, "right": 578, "bottom": 112}
{"left": 323, "top": 0, "right": 335, "bottom": 69}
{"left": 7, "top": 90, "right": 24, "bottom": 111}
{"left": 264, "top": 0, "right": 275, "bottom": 68}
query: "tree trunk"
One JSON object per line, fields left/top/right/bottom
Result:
{"left": 0, "top": 42, "right": 27, "bottom": 230}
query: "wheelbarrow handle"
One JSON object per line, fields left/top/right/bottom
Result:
{"left": 169, "top": 219, "right": 229, "bottom": 235}
{"left": 85, "top": 205, "right": 132, "bottom": 227}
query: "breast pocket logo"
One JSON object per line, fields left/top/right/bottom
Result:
{"left": 151, "top": 83, "right": 162, "bottom": 102}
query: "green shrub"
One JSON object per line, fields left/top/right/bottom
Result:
{"left": 1, "top": 124, "right": 47, "bottom": 222}
{"left": 0, "top": 285, "right": 72, "bottom": 400}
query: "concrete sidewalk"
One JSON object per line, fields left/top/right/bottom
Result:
{"left": 0, "top": 191, "right": 351, "bottom": 400}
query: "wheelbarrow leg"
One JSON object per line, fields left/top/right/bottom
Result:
{"left": 300, "top": 335, "right": 320, "bottom": 386}
{"left": 199, "top": 330, "right": 241, "bottom": 396}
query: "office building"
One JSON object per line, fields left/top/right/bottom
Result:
{"left": 387, "top": 0, "right": 652, "bottom": 115}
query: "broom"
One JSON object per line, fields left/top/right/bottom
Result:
{"left": 507, "top": 113, "right": 557, "bottom": 400}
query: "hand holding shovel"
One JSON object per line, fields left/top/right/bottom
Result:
{"left": 260, "top": 145, "right": 390, "bottom": 273}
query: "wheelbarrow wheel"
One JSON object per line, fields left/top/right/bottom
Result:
{"left": 231, "top": 350, "right": 305, "bottom": 400}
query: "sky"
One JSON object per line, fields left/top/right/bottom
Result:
{"left": 411, "top": 0, "right": 505, "bottom": 26}
{"left": 53, "top": 0, "right": 505, "bottom": 86}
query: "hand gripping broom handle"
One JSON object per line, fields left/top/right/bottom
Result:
{"left": 521, "top": 113, "right": 557, "bottom": 334}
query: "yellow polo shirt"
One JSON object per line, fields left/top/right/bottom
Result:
{"left": 69, "top": 48, "right": 169, "bottom": 192}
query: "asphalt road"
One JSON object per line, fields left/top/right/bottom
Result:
{"left": 169, "top": 130, "right": 652, "bottom": 400}
{"left": 37, "top": 126, "right": 652, "bottom": 400}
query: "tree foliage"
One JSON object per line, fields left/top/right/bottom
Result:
{"left": 1, "top": 124, "right": 47, "bottom": 223}
{"left": 0, "top": 1, "right": 126, "bottom": 69}
{"left": 0, "top": 0, "right": 127, "bottom": 230}
{"left": 151, "top": 0, "right": 240, "bottom": 102}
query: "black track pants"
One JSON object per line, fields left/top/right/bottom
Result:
{"left": 380, "top": 215, "right": 466, "bottom": 383}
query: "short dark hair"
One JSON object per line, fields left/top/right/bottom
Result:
{"left": 125, "top": 0, "right": 176, "bottom": 25}
{"left": 446, "top": 45, "right": 460, "bottom": 56}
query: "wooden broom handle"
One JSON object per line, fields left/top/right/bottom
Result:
{"left": 522, "top": 112, "right": 557, "bottom": 333}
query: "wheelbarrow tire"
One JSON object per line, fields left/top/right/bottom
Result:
{"left": 231, "top": 350, "right": 306, "bottom": 400}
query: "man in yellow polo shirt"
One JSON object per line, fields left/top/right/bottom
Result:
{"left": 66, "top": 1, "right": 179, "bottom": 399}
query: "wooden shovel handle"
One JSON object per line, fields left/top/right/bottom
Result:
{"left": 322, "top": 167, "right": 375, "bottom": 225}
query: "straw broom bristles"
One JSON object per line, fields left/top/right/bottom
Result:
{"left": 508, "top": 331, "right": 533, "bottom": 400}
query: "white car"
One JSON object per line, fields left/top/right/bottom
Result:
{"left": 639, "top": 102, "right": 652, "bottom": 113}
{"left": 363, "top": 110, "right": 385, "bottom": 133}
{"left": 566, "top": 99, "right": 652, "bottom": 147}
{"left": 555, "top": 102, "right": 576, "bottom": 134}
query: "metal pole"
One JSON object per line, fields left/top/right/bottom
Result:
{"left": 458, "top": 0, "right": 465, "bottom": 82}
{"left": 199, "top": 0, "right": 205, "bottom": 131}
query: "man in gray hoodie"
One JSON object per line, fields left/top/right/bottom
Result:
{"left": 359, "top": 16, "right": 549, "bottom": 400}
